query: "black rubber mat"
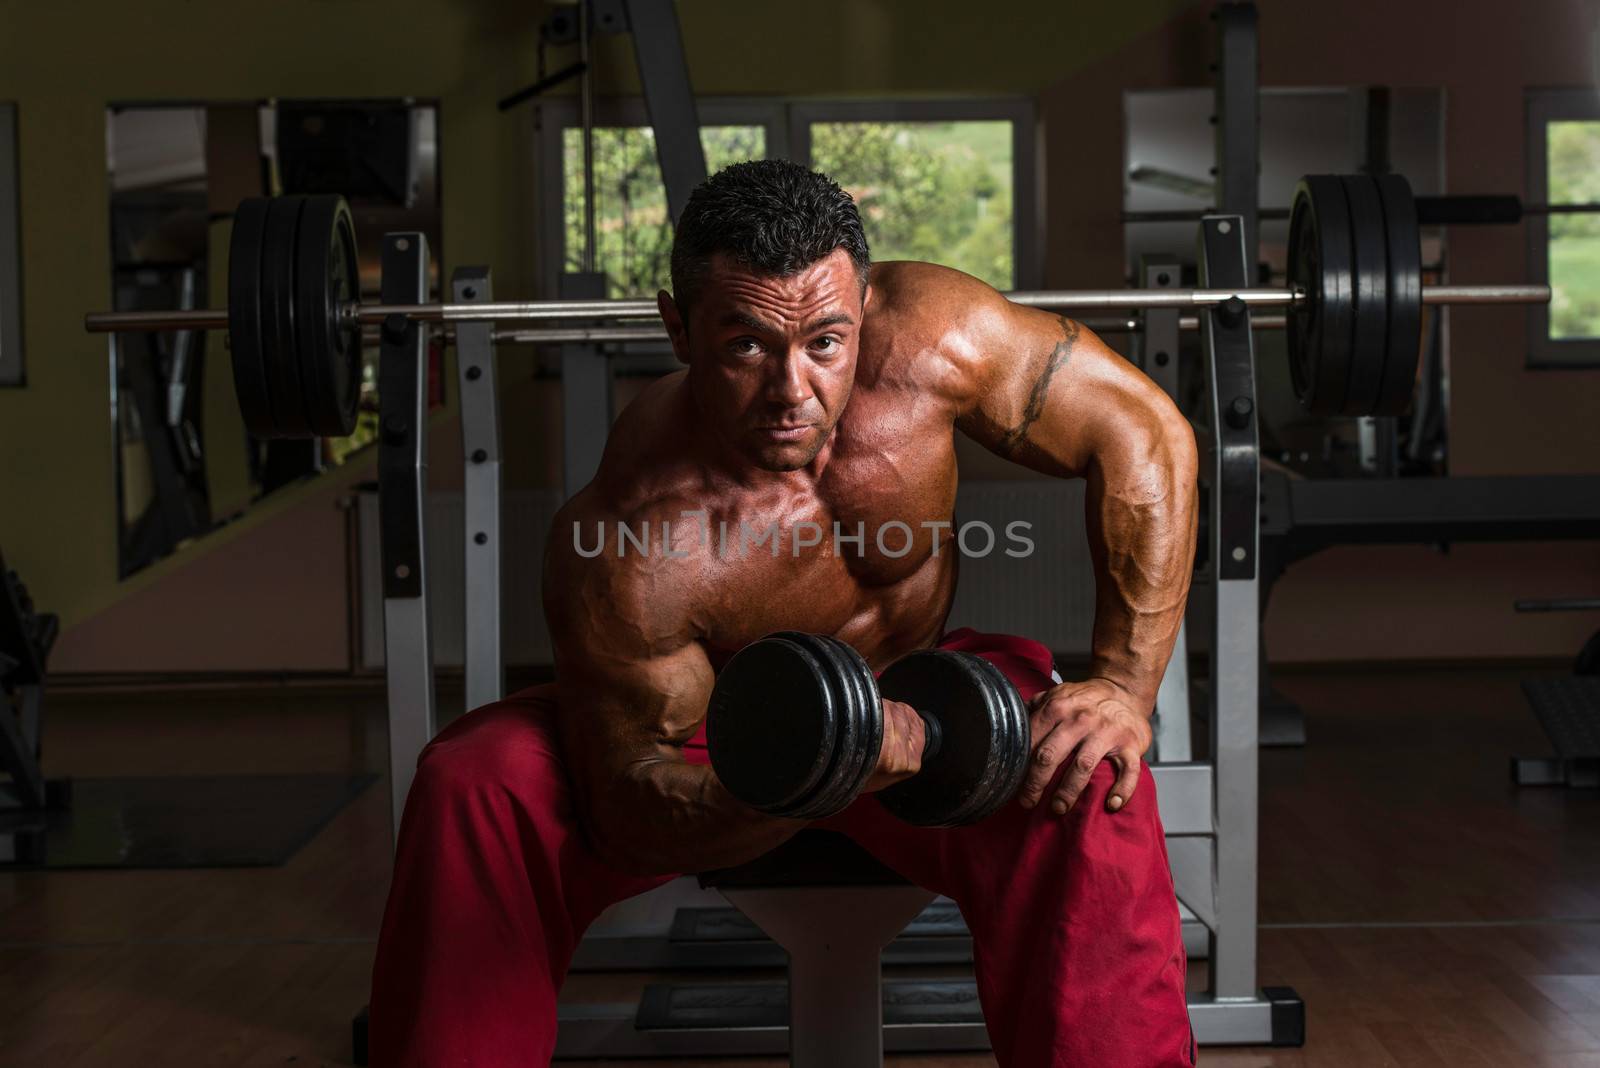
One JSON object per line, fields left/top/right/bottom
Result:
{"left": 1523, "top": 677, "right": 1600, "bottom": 758}
{"left": 18, "top": 773, "right": 376, "bottom": 869}
{"left": 637, "top": 978, "right": 984, "bottom": 1030}
{"left": 670, "top": 901, "right": 967, "bottom": 943}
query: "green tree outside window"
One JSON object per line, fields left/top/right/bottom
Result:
{"left": 1548, "top": 120, "right": 1600, "bottom": 339}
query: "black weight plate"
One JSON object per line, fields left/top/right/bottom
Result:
{"left": 877, "top": 650, "right": 1008, "bottom": 828}
{"left": 959, "top": 655, "right": 1031, "bottom": 825}
{"left": 1286, "top": 176, "right": 1357, "bottom": 416}
{"left": 913, "top": 651, "right": 1004, "bottom": 829}
{"left": 259, "top": 197, "right": 312, "bottom": 437}
{"left": 818, "top": 635, "right": 884, "bottom": 807}
{"left": 928, "top": 653, "right": 1013, "bottom": 828}
{"left": 1374, "top": 174, "right": 1423, "bottom": 417}
{"left": 227, "top": 199, "right": 276, "bottom": 437}
{"left": 780, "top": 632, "right": 865, "bottom": 819}
{"left": 707, "top": 636, "right": 838, "bottom": 815}
{"left": 1338, "top": 175, "right": 1390, "bottom": 416}
{"left": 294, "top": 195, "right": 363, "bottom": 437}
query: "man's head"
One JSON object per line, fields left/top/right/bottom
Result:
{"left": 659, "top": 160, "right": 872, "bottom": 473}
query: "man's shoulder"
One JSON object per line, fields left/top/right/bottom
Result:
{"left": 861, "top": 261, "right": 1012, "bottom": 393}
{"left": 545, "top": 483, "right": 705, "bottom": 652}
{"left": 863, "top": 262, "right": 1013, "bottom": 362}
{"left": 868, "top": 261, "right": 1002, "bottom": 319}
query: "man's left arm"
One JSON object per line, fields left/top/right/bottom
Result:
{"left": 946, "top": 272, "right": 1199, "bottom": 816}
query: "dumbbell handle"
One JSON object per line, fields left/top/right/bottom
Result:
{"left": 909, "top": 706, "right": 944, "bottom": 762}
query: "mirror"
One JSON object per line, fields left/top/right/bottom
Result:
{"left": 106, "top": 99, "right": 442, "bottom": 578}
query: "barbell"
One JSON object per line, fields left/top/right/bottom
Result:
{"left": 83, "top": 174, "right": 1550, "bottom": 437}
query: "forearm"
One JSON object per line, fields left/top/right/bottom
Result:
{"left": 1084, "top": 420, "right": 1198, "bottom": 710}
{"left": 583, "top": 754, "right": 805, "bottom": 877}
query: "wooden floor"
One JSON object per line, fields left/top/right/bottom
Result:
{"left": 2, "top": 666, "right": 1598, "bottom": 1065}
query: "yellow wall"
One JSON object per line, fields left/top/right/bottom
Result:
{"left": 0, "top": 0, "right": 548, "bottom": 629}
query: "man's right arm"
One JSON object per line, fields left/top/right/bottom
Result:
{"left": 543, "top": 518, "right": 804, "bottom": 877}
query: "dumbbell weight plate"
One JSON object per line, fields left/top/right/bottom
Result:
{"left": 259, "top": 197, "right": 312, "bottom": 437}
{"left": 227, "top": 199, "right": 276, "bottom": 437}
{"left": 1338, "top": 175, "right": 1391, "bottom": 416}
{"left": 959, "top": 654, "right": 1031, "bottom": 825}
{"left": 1287, "top": 176, "right": 1357, "bottom": 416}
{"left": 1374, "top": 173, "right": 1423, "bottom": 417}
{"left": 779, "top": 632, "right": 871, "bottom": 820}
{"left": 920, "top": 652, "right": 1024, "bottom": 827}
{"left": 814, "top": 634, "right": 883, "bottom": 810}
{"left": 910, "top": 652, "right": 1002, "bottom": 829}
{"left": 294, "top": 195, "right": 363, "bottom": 437}
{"left": 707, "top": 636, "right": 839, "bottom": 815}
{"left": 877, "top": 649, "right": 1017, "bottom": 828}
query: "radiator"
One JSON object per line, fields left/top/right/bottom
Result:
{"left": 357, "top": 481, "right": 1096, "bottom": 669}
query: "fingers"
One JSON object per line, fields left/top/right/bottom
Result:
{"left": 1105, "top": 748, "right": 1142, "bottom": 812}
{"left": 1017, "top": 721, "right": 1085, "bottom": 809}
{"left": 1050, "top": 739, "right": 1112, "bottom": 815}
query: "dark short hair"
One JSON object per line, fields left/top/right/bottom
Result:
{"left": 669, "top": 159, "right": 870, "bottom": 313}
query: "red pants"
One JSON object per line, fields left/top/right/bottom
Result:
{"left": 370, "top": 629, "right": 1194, "bottom": 1066}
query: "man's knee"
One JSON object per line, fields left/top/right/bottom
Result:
{"left": 995, "top": 761, "right": 1167, "bottom": 874}
{"left": 407, "top": 691, "right": 571, "bottom": 824}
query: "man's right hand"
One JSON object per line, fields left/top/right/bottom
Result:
{"left": 863, "top": 698, "right": 926, "bottom": 793}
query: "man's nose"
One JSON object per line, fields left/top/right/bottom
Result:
{"left": 764, "top": 349, "right": 812, "bottom": 407}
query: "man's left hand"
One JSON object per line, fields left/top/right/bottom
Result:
{"left": 1020, "top": 678, "right": 1152, "bottom": 815}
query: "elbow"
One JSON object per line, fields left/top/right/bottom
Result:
{"left": 1157, "top": 395, "right": 1198, "bottom": 467}
{"left": 576, "top": 780, "right": 684, "bottom": 878}
{"left": 1147, "top": 396, "right": 1199, "bottom": 494}
{"left": 581, "top": 805, "right": 666, "bottom": 877}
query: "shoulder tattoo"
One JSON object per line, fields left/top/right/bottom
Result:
{"left": 996, "top": 316, "right": 1079, "bottom": 457}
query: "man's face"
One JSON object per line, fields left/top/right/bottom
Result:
{"left": 660, "top": 249, "right": 869, "bottom": 473}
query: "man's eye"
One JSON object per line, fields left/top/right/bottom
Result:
{"left": 731, "top": 338, "right": 762, "bottom": 356}
{"left": 812, "top": 336, "right": 840, "bottom": 354}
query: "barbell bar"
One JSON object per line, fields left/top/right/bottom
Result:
{"left": 83, "top": 281, "right": 1546, "bottom": 337}
{"left": 1124, "top": 196, "right": 1600, "bottom": 226}
{"left": 478, "top": 314, "right": 1298, "bottom": 346}
{"left": 82, "top": 175, "right": 1550, "bottom": 438}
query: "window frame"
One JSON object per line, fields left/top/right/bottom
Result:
{"left": 0, "top": 103, "right": 21, "bottom": 388}
{"left": 534, "top": 95, "right": 1041, "bottom": 298}
{"left": 1526, "top": 87, "right": 1600, "bottom": 369}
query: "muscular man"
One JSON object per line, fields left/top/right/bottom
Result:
{"left": 371, "top": 160, "right": 1199, "bottom": 1066}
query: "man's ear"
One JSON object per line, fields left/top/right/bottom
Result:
{"left": 658, "top": 290, "right": 690, "bottom": 365}
{"left": 863, "top": 282, "right": 874, "bottom": 312}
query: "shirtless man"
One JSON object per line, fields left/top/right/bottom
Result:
{"left": 370, "top": 159, "right": 1199, "bottom": 1067}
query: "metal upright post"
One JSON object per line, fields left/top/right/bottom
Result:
{"left": 378, "top": 233, "right": 437, "bottom": 840}
{"left": 720, "top": 886, "right": 936, "bottom": 1068}
{"left": 1214, "top": 3, "right": 1260, "bottom": 270}
{"left": 1197, "top": 215, "right": 1260, "bottom": 1002}
{"left": 622, "top": 0, "right": 710, "bottom": 222}
{"left": 454, "top": 268, "right": 504, "bottom": 709}
{"left": 560, "top": 271, "right": 613, "bottom": 500}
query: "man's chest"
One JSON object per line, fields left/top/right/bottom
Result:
{"left": 691, "top": 396, "right": 961, "bottom": 650}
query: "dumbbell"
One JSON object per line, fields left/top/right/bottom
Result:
{"left": 706, "top": 632, "right": 1031, "bottom": 827}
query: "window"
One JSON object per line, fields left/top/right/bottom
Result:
{"left": 1527, "top": 90, "right": 1600, "bottom": 367}
{"left": 562, "top": 125, "right": 766, "bottom": 298}
{"left": 1544, "top": 121, "right": 1600, "bottom": 339}
{"left": 538, "top": 98, "right": 1038, "bottom": 299}
{"left": 809, "top": 119, "right": 1015, "bottom": 290}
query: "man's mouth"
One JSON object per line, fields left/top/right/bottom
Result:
{"left": 756, "top": 424, "right": 813, "bottom": 441}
